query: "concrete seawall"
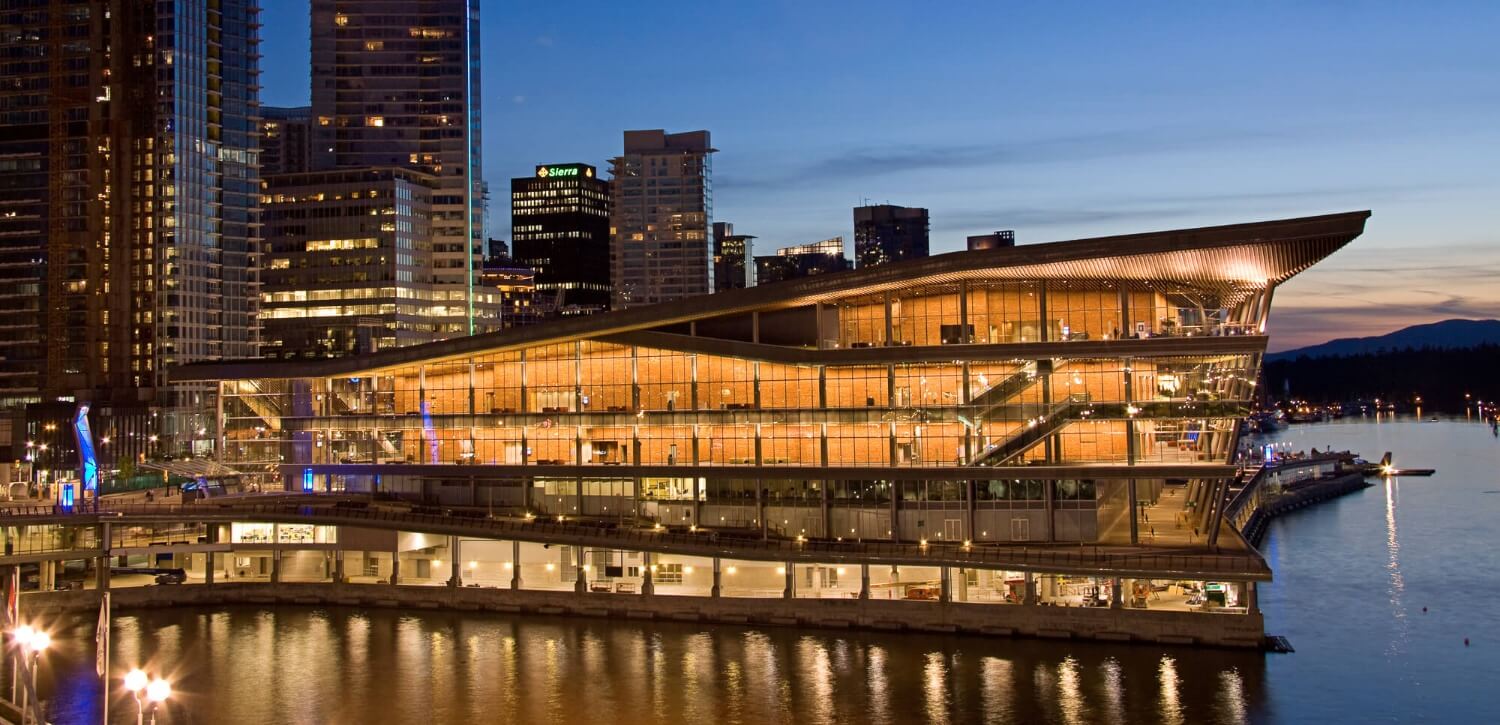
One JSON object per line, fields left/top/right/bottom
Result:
{"left": 22, "top": 582, "right": 1266, "bottom": 649}
{"left": 1241, "top": 472, "right": 1371, "bottom": 547}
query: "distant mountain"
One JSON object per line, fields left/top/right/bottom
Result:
{"left": 1268, "top": 318, "right": 1500, "bottom": 361}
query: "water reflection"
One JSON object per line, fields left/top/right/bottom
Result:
{"left": 1157, "top": 655, "right": 1185, "bottom": 725}
{"left": 1384, "top": 477, "right": 1409, "bottom": 658}
{"left": 38, "top": 606, "right": 1268, "bottom": 724}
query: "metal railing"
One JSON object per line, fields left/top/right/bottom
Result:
{"left": 0, "top": 499, "right": 1271, "bottom": 579}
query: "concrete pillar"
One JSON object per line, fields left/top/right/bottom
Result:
{"left": 204, "top": 524, "right": 217, "bottom": 585}
{"left": 448, "top": 536, "right": 461, "bottom": 587}
{"left": 939, "top": 567, "right": 951, "bottom": 603}
{"left": 1111, "top": 577, "right": 1123, "bottom": 609}
{"left": 954, "top": 568, "right": 969, "bottom": 602}
{"left": 1128, "top": 479, "right": 1139, "bottom": 545}
{"left": 859, "top": 564, "right": 870, "bottom": 600}
{"left": 641, "top": 552, "right": 655, "bottom": 595}
{"left": 333, "top": 549, "right": 344, "bottom": 584}
{"left": 783, "top": 562, "right": 795, "bottom": 599}
{"left": 270, "top": 550, "right": 282, "bottom": 584}
{"left": 1245, "top": 581, "right": 1259, "bottom": 614}
{"left": 390, "top": 548, "right": 401, "bottom": 585}
{"left": 1024, "top": 572, "right": 1038, "bottom": 605}
{"left": 575, "top": 551, "right": 588, "bottom": 594}
{"left": 510, "top": 540, "right": 521, "bottom": 590}
{"left": 711, "top": 557, "right": 722, "bottom": 598}
{"left": 96, "top": 522, "right": 111, "bottom": 591}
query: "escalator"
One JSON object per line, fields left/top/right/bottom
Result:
{"left": 967, "top": 360, "right": 1065, "bottom": 421}
{"left": 969, "top": 394, "right": 1090, "bottom": 466}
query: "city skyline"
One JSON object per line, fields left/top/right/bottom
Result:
{"left": 257, "top": 0, "right": 1500, "bottom": 349}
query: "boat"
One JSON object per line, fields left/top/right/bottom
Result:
{"left": 1358, "top": 452, "right": 1436, "bottom": 477}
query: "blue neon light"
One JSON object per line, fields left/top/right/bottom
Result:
{"left": 303, "top": 468, "right": 315, "bottom": 492}
{"left": 421, "top": 400, "right": 438, "bottom": 464}
{"left": 73, "top": 403, "right": 99, "bottom": 492}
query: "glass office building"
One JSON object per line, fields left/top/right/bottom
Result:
{"left": 0, "top": 0, "right": 261, "bottom": 457}
{"left": 181, "top": 212, "right": 1367, "bottom": 549}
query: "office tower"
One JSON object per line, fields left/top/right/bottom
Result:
{"left": 854, "top": 204, "right": 930, "bottom": 268}
{"left": 486, "top": 237, "right": 510, "bottom": 263}
{"left": 512, "top": 163, "right": 611, "bottom": 312}
{"left": 712, "top": 222, "right": 755, "bottom": 292}
{"left": 261, "top": 106, "right": 313, "bottom": 175}
{"left": 310, "top": 0, "right": 486, "bottom": 335}
{"left": 609, "top": 130, "right": 715, "bottom": 308}
{"left": 0, "top": 0, "right": 262, "bottom": 458}
{"left": 261, "top": 168, "right": 473, "bottom": 357}
{"left": 968, "top": 230, "right": 1016, "bottom": 251}
{"left": 755, "top": 238, "right": 852, "bottom": 285}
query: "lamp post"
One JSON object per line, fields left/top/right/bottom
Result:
{"left": 146, "top": 677, "right": 171, "bottom": 724}
{"left": 11, "top": 624, "right": 49, "bottom": 724}
{"left": 124, "top": 668, "right": 171, "bottom": 725}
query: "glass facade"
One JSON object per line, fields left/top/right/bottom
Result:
{"left": 310, "top": 0, "right": 484, "bottom": 334}
{"left": 186, "top": 212, "right": 1368, "bottom": 552}
{"left": 0, "top": 0, "right": 261, "bottom": 455}
{"left": 216, "top": 279, "right": 1270, "bottom": 545}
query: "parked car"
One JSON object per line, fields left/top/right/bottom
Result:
{"left": 155, "top": 569, "right": 187, "bottom": 585}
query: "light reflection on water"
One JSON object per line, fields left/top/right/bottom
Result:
{"left": 37, "top": 606, "right": 1268, "bottom": 724}
{"left": 29, "top": 419, "right": 1500, "bottom": 723}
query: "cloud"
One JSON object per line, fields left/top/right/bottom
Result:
{"left": 535, "top": 35, "right": 555, "bottom": 47}
{"left": 512, "top": 95, "right": 527, "bottom": 105}
{"left": 718, "top": 126, "right": 1298, "bottom": 191}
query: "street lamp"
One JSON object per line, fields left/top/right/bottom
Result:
{"left": 124, "top": 668, "right": 171, "bottom": 725}
{"left": 12, "top": 625, "right": 49, "bottom": 719}
{"left": 146, "top": 678, "right": 172, "bottom": 724}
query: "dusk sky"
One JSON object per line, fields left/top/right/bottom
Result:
{"left": 258, "top": 0, "right": 1500, "bottom": 350}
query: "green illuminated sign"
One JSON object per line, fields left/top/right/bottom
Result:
{"left": 536, "top": 164, "right": 594, "bottom": 179}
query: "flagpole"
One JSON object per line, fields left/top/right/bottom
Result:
{"left": 98, "top": 591, "right": 109, "bottom": 725}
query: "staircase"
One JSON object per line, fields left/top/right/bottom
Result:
{"left": 233, "top": 379, "right": 285, "bottom": 432}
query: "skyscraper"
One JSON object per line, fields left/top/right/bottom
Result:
{"left": 0, "top": 0, "right": 262, "bottom": 456}
{"left": 609, "top": 130, "right": 715, "bottom": 308}
{"left": 260, "top": 168, "right": 497, "bottom": 357}
{"left": 310, "top": 0, "right": 486, "bottom": 335}
{"left": 712, "top": 222, "right": 755, "bottom": 292}
{"left": 854, "top": 204, "right": 930, "bottom": 268}
{"left": 261, "top": 106, "right": 313, "bottom": 175}
{"left": 512, "top": 163, "right": 611, "bottom": 312}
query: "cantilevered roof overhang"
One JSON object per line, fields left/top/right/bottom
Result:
{"left": 175, "top": 210, "right": 1367, "bottom": 381}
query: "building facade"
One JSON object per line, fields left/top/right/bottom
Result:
{"left": 712, "top": 222, "right": 755, "bottom": 292}
{"left": 511, "top": 163, "right": 611, "bottom": 313}
{"left": 310, "top": 0, "right": 485, "bottom": 335}
{"left": 260, "top": 168, "right": 495, "bottom": 358}
{"left": 261, "top": 106, "right": 313, "bottom": 175}
{"left": 755, "top": 237, "right": 852, "bottom": 286}
{"left": 968, "top": 230, "right": 1016, "bottom": 251}
{"left": 609, "top": 130, "right": 715, "bottom": 309}
{"left": 479, "top": 263, "right": 542, "bottom": 327}
{"left": 854, "top": 204, "right": 929, "bottom": 268}
{"left": 184, "top": 213, "right": 1366, "bottom": 556}
{"left": 0, "top": 0, "right": 262, "bottom": 456}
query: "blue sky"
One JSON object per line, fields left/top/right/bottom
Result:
{"left": 258, "top": 1, "right": 1500, "bottom": 349}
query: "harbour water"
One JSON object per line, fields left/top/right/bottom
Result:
{"left": 30, "top": 418, "right": 1500, "bottom": 723}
